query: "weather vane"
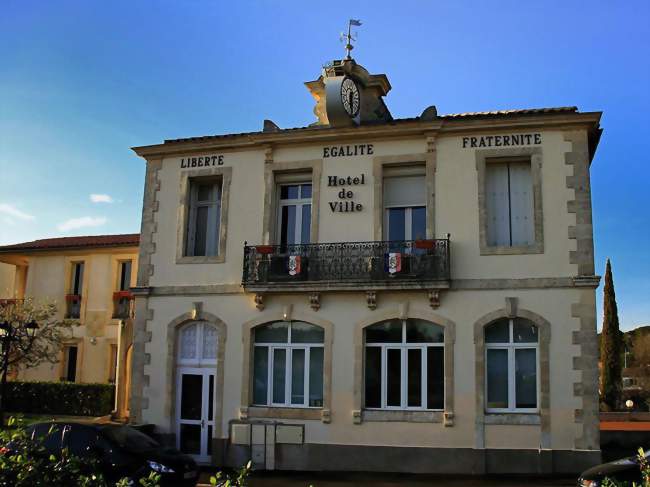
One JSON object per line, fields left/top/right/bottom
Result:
{"left": 341, "top": 19, "right": 362, "bottom": 60}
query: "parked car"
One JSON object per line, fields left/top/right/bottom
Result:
{"left": 25, "top": 421, "right": 199, "bottom": 487}
{"left": 578, "top": 449, "right": 649, "bottom": 486}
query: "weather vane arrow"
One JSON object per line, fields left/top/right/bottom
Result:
{"left": 342, "top": 19, "right": 362, "bottom": 60}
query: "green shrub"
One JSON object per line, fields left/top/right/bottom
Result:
{"left": 5, "top": 381, "right": 115, "bottom": 416}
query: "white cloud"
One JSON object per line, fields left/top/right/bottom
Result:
{"left": 90, "top": 194, "right": 114, "bottom": 204}
{"left": 57, "top": 216, "right": 107, "bottom": 232}
{"left": 0, "top": 203, "right": 35, "bottom": 221}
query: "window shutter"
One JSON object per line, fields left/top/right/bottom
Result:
{"left": 508, "top": 162, "right": 534, "bottom": 246}
{"left": 485, "top": 163, "right": 510, "bottom": 246}
{"left": 383, "top": 176, "right": 425, "bottom": 207}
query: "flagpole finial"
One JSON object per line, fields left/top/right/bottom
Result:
{"left": 343, "top": 19, "right": 362, "bottom": 60}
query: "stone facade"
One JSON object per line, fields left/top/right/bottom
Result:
{"left": 127, "top": 63, "right": 603, "bottom": 474}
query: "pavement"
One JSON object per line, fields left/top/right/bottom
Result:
{"left": 198, "top": 472, "right": 578, "bottom": 486}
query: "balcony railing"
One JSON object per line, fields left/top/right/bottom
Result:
{"left": 112, "top": 291, "right": 134, "bottom": 319}
{"left": 242, "top": 239, "right": 450, "bottom": 290}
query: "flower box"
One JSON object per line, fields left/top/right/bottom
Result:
{"left": 65, "top": 294, "right": 81, "bottom": 302}
{"left": 255, "top": 245, "right": 275, "bottom": 255}
{"left": 113, "top": 291, "right": 133, "bottom": 300}
{"left": 414, "top": 239, "right": 435, "bottom": 250}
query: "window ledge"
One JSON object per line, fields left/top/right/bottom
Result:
{"left": 484, "top": 413, "right": 540, "bottom": 425}
{"left": 362, "top": 410, "right": 443, "bottom": 423}
{"left": 176, "top": 255, "right": 225, "bottom": 264}
{"left": 247, "top": 406, "right": 322, "bottom": 421}
{"left": 480, "top": 244, "right": 543, "bottom": 256}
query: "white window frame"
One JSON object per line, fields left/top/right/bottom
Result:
{"left": 177, "top": 322, "right": 218, "bottom": 367}
{"left": 276, "top": 183, "right": 312, "bottom": 245}
{"left": 364, "top": 320, "right": 444, "bottom": 411}
{"left": 383, "top": 205, "right": 426, "bottom": 241}
{"left": 186, "top": 178, "right": 222, "bottom": 257}
{"left": 485, "top": 318, "right": 540, "bottom": 413}
{"left": 253, "top": 323, "right": 323, "bottom": 409}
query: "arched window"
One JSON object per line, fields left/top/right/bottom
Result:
{"left": 178, "top": 322, "right": 218, "bottom": 366}
{"left": 364, "top": 318, "right": 444, "bottom": 410}
{"left": 252, "top": 321, "right": 324, "bottom": 408}
{"left": 485, "top": 318, "right": 538, "bottom": 412}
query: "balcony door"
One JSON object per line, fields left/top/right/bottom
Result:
{"left": 383, "top": 175, "right": 426, "bottom": 242}
{"left": 277, "top": 183, "right": 312, "bottom": 246}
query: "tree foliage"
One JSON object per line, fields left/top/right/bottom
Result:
{"left": 0, "top": 298, "right": 72, "bottom": 372}
{"left": 601, "top": 259, "right": 623, "bottom": 410}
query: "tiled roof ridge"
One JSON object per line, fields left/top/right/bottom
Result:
{"left": 0, "top": 233, "right": 140, "bottom": 252}
{"left": 163, "top": 106, "right": 580, "bottom": 144}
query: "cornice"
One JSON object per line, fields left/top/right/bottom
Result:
{"left": 131, "top": 112, "right": 602, "bottom": 159}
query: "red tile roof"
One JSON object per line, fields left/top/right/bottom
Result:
{"left": 0, "top": 234, "right": 140, "bottom": 253}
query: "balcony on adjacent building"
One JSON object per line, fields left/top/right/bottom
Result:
{"left": 242, "top": 238, "right": 450, "bottom": 292}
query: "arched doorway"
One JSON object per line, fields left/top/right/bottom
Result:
{"left": 175, "top": 321, "right": 218, "bottom": 463}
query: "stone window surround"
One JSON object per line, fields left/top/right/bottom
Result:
{"left": 162, "top": 309, "right": 227, "bottom": 439}
{"left": 352, "top": 306, "right": 456, "bottom": 425}
{"left": 240, "top": 311, "right": 333, "bottom": 422}
{"left": 261, "top": 160, "right": 322, "bottom": 245}
{"left": 372, "top": 153, "right": 436, "bottom": 241}
{"left": 63, "top": 255, "right": 90, "bottom": 323}
{"left": 473, "top": 299, "right": 551, "bottom": 448}
{"left": 475, "top": 147, "right": 544, "bottom": 255}
{"left": 176, "top": 166, "right": 232, "bottom": 264}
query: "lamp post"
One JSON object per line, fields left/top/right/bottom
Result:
{"left": 0, "top": 317, "right": 39, "bottom": 427}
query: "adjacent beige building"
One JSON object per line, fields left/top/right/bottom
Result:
{"left": 128, "top": 57, "right": 603, "bottom": 474}
{"left": 0, "top": 234, "right": 139, "bottom": 397}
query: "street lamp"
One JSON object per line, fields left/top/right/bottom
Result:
{"left": 25, "top": 320, "right": 38, "bottom": 338}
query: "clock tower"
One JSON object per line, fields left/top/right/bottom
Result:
{"left": 305, "top": 58, "right": 393, "bottom": 127}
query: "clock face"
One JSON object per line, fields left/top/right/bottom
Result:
{"left": 340, "top": 78, "right": 360, "bottom": 117}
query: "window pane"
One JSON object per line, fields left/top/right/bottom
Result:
{"left": 272, "top": 348, "right": 286, "bottom": 404}
{"left": 366, "top": 320, "right": 402, "bottom": 343}
{"left": 309, "top": 347, "right": 324, "bottom": 407}
{"left": 197, "top": 183, "right": 213, "bottom": 202}
{"left": 193, "top": 206, "right": 208, "bottom": 256}
{"left": 513, "top": 319, "right": 538, "bottom": 343}
{"left": 486, "top": 349, "right": 509, "bottom": 409}
{"left": 252, "top": 346, "right": 268, "bottom": 405}
{"left": 208, "top": 374, "right": 214, "bottom": 420}
{"left": 411, "top": 206, "right": 426, "bottom": 241}
{"left": 301, "top": 204, "right": 311, "bottom": 244}
{"left": 407, "top": 349, "right": 422, "bottom": 407}
{"left": 201, "top": 324, "right": 218, "bottom": 360}
{"left": 406, "top": 319, "right": 444, "bottom": 343}
{"left": 291, "top": 349, "right": 305, "bottom": 405}
{"left": 280, "top": 205, "right": 296, "bottom": 245}
{"left": 387, "top": 208, "right": 406, "bottom": 241}
{"left": 485, "top": 319, "right": 510, "bottom": 343}
{"left": 364, "top": 347, "right": 381, "bottom": 408}
{"left": 515, "top": 348, "right": 537, "bottom": 408}
{"left": 427, "top": 347, "right": 444, "bottom": 410}
{"left": 386, "top": 348, "right": 401, "bottom": 407}
{"left": 180, "top": 374, "right": 203, "bottom": 420}
{"left": 179, "top": 424, "right": 201, "bottom": 455}
{"left": 290, "top": 322, "right": 323, "bottom": 343}
{"left": 180, "top": 324, "right": 198, "bottom": 360}
{"left": 301, "top": 184, "right": 312, "bottom": 199}
{"left": 280, "top": 185, "right": 299, "bottom": 200}
{"left": 255, "top": 321, "right": 289, "bottom": 343}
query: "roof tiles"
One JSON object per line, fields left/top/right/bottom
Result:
{"left": 0, "top": 234, "right": 140, "bottom": 253}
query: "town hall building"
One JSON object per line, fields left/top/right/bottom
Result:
{"left": 126, "top": 53, "right": 603, "bottom": 474}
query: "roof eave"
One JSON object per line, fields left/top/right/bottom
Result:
{"left": 131, "top": 111, "right": 603, "bottom": 159}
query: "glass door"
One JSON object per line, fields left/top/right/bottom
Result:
{"left": 176, "top": 367, "right": 215, "bottom": 463}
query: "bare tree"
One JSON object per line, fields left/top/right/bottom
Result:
{"left": 0, "top": 298, "right": 72, "bottom": 426}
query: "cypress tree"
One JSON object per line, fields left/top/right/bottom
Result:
{"left": 600, "top": 258, "right": 623, "bottom": 410}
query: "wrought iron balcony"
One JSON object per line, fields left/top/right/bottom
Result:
{"left": 242, "top": 238, "right": 450, "bottom": 292}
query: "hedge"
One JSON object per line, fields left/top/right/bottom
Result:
{"left": 5, "top": 381, "right": 115, "bottom": 416}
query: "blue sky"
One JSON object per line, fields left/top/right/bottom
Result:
{"left": 0, "top": 1, "right": 648, "bottom": 330}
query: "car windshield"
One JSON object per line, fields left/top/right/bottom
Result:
{"left": 101, "top": 425, "right": 159, "bottom": 451}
